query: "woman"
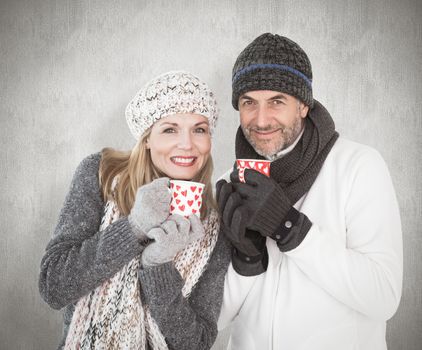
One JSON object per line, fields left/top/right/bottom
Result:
{"left": 39, "top": 71, "right": 231, "bottom": 350}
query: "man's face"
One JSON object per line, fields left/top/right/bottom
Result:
{"left": 238, "top": 90, "right": 309, "bottom": 158}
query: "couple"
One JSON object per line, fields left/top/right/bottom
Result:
{"left": 39, "top": 33, "right": 402, "bottom": 350}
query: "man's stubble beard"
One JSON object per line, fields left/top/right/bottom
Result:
{"left": 241, "top": 115, "right": 304, "bottom": 159}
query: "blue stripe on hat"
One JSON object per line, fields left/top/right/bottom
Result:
{"left": 232, "top": 63, "right": 312, "bottom": 88}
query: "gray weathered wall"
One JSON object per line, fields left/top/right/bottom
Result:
{"left": 1, "top": 0, "right": 421, "bottom": 349}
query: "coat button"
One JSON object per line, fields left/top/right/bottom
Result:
{"left": 285, "top": 220, "right": 292, "bottom": 229}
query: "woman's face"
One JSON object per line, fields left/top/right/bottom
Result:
{"left": 147, "top": 113, "right": 211, "bottom": 180}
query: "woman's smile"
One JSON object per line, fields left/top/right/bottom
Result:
{"left": 170, "top": 156, "right": 198, "bottom": 167}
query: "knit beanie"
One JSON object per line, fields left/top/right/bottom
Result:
{"left": 232, "top": 33, "right": 313, "bottom": 109}
{"left": 125, "top": 71, "right": 219, "bottom": 140}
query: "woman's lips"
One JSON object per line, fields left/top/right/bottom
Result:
{"left": 170, "top": 156, "right": 197, "bottom": 166}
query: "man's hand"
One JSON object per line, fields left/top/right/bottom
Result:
{"left": 230, "top": 168, "right": 292, "bottom": 237}
{"left": 216, "top": 178, "right": 267, "bottom": 258}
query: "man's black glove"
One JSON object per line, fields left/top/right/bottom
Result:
{"left": 231, "top": 168, "right": 312, "bottom": 252}
{"left": 230, "top": 168, "right": 292, "bottom": 237}
{"left": 216, "top": 179, "right": 268, "bottom": 276}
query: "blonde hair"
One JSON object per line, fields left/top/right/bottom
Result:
{"left": 99, "top": 128, "right": 216, "bottom": 218}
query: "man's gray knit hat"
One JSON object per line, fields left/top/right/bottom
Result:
{"left": 232, "top": 33, "right": 313, "bottom": 109}
{"left": 126, "top": 70, "right": 219, "bottom": 140}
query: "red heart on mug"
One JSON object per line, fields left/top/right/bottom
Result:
{"left": 176, "top": 185, "right": 181, "bottom": 191}
{"left": 190, "top": 186, "right": 197, "bottom": 192}
{"left": 173, "top": 192, "right": 178, "bottom": 198}
{"left": 170, "top": 205, "right": 175, "bottom": 211}
{"left": 181, "top": 190, "right": 187, "bottom": 197}
{"left": 176, "top": 199, "right": 181, "bottom": 205}
{"left": 194, "top": 194, "right": 199, "bottom": 200}
{"left": 178, "top": 205, "right": 185, "bottom": 211}
{"left": 188, "top": 200, "right": 194, "bottom": 207}
{"left": 198, "top": 188, "right": 203, "bottom": 194}
{"left": 192, "top": 209, "right": 197, "bottom": 214}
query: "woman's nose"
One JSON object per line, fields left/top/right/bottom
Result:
{"left": 177, "top": 132, "right": 193, "bottom": 150}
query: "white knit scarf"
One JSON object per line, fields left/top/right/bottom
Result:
{"left": 64, "top": 196, "right": 219, "bottom": 350}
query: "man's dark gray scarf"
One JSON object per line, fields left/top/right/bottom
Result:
{"left": 235, "top": 100, "right": 339, "bottom": 204}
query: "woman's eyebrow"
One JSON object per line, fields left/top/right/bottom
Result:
{"left": 194, "top": 121, "right": 209, "bottom": 126}
{"left": 158, "top": 121, "right": 209, "bottom": 127}
{"left": 158, "top": 122, "right": 178, "bottom": 126}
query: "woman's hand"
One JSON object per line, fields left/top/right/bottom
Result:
{"left": 141, "top": 214, "right": 205, "bottom": 267}
{"left": 129, "top": 177, "right": 172, "bottom": 239}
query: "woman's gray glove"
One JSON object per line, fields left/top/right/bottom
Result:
{"left": 128, "top": 177, "right": 171, "bottom": 239}
{"left": 141, "top": 214, "right": 205, "bottom": 267}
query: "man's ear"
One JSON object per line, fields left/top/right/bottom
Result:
{"left": 300, "top": 104, "right": 309, "bottom": 118}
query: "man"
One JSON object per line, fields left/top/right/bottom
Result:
{"left": 217, "top": 33, "right": 402, "bottom": 350}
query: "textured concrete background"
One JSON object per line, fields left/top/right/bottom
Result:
{"left": 1, "top": 0, "right": 421, "bottom": 349}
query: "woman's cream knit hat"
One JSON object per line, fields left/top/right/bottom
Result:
{"left": 125, "top": 71, "right": 219, "bottom": 140}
